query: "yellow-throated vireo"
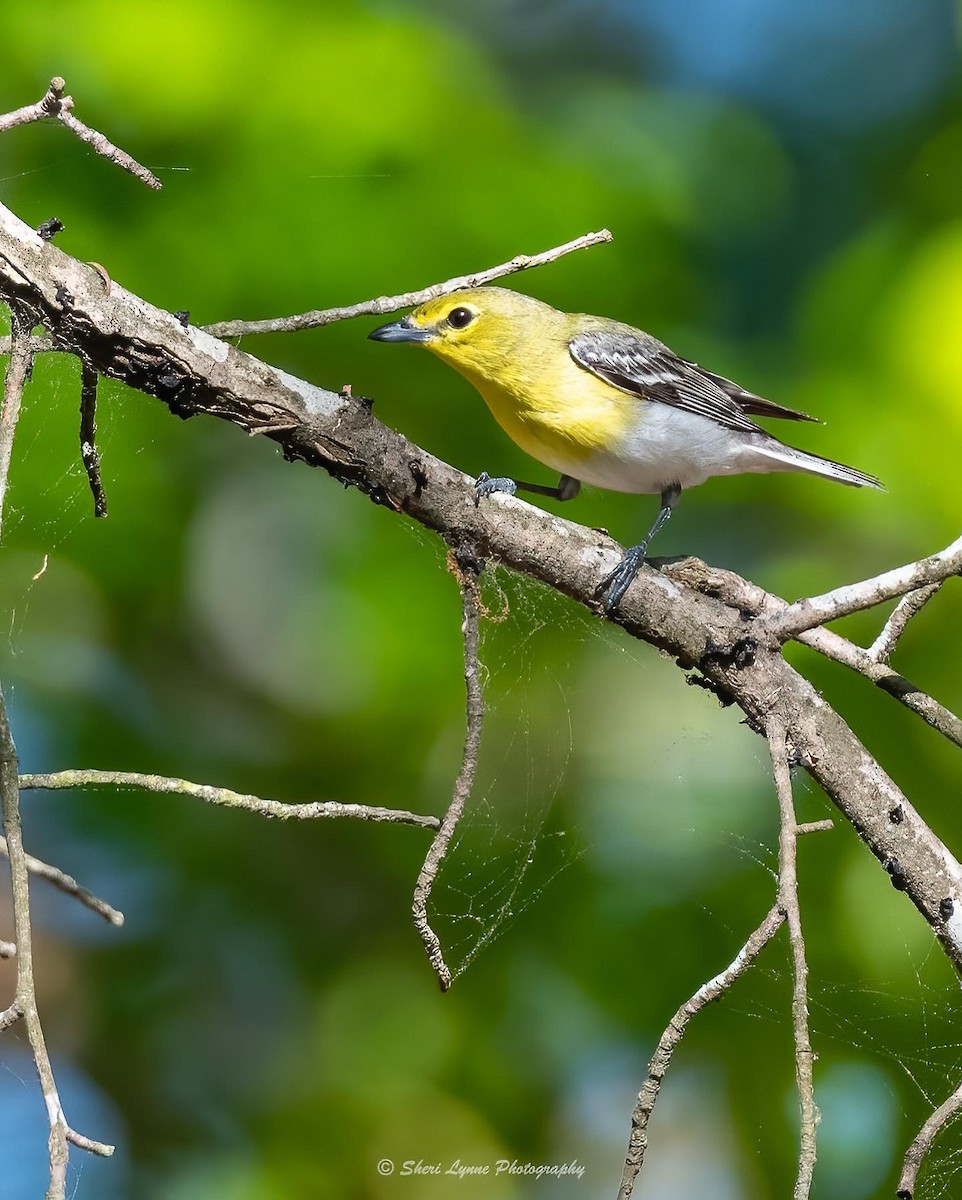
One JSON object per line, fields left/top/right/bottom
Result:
{"left": 370, "top": 287, "right": 882, "bottom": 611}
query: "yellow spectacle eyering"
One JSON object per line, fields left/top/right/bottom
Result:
{"left": 369, "top": 286, "right": 882, "bottom": 612}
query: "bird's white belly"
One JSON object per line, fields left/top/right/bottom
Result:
{"left": 544, "top": 404, "right": 748, "bottom": 495}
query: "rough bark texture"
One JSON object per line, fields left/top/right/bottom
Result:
{"left": 2, "top": 198, "right": 961, "bottom": 972}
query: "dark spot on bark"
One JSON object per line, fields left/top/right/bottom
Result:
{"left": 37, "top": 217, "right": 64, "bottom": 241}
{"left": 55, "top": 284, "right": 74, "bottom": 308}
{"left": 701, "top": 637, "right": 757, "bottom": 670}
{"left": 173, "top": 310, "right": 190, "bottom": 329}
{"left": 455, "top": 545, "right": 485, "bottom": 576}
{"left": 889, "top": 804, "right": 904, "bottom": 825}
{"left": 883, "top": 857, "right": 907, "bottom": 891}
{"left": 409, "top": 460, "right": 428, "bottom": 498}
{"left": 939, "top": 897, "right": 954, "bottom": 921}
{"left": 686, "top": 672, "right": 735, "bottom": 707}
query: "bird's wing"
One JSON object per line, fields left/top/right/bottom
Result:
{"left": 694, "top": 366, "right": 818, "bottom": 424}
{"left": 569, "top": 327, "right": 816, "bottom": 433}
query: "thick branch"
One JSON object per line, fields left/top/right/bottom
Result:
{"left": 2, "top": 198, "right": 961, "bottom": 976}
{"left": 203, "top": 229, "right": 613, "bottom": 337}
{"left": 19, "top": 770, "right": 440, "bottom": 831}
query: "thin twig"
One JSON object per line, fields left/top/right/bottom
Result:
{"left": 762, "top": 533, "right": 962, "bottom": 643}
{"left": 618, "top": 904, "right": 785, "bottom": 1199}
{"left": 0, "top": 836, "right": 123, "bottom": 926}
{"left": 869, "top": 583, "right": 944, "bottom": 664}
{"left": 412, "top": 554, "right": 485, "bottom": 991}
{"left": 18, "top": 770, "right": 440, "bottom": 830}
{"left": 79, "top": 361, "right": 108, "bottom": 517}
{"left": 0, "top": 309, "right": 32, "bottom": 538}
{"left": 769, "top": 718, "right": 819, "bottom": 1199}
{"left": 898, "top": 1076, "right": 962, "bottom": 1199}
{"left": 203, "top": 229, "right": 613, "bottom": 337}
{"left": 0, "top": 77, "right": 160, "bottom": 190}
{"left": 0, "top": 688, "right": 115, "bottom": 1199}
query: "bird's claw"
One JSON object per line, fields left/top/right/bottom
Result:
{"left": 596, "top": 545, "right": 647, "bottom": 614}
{"left": 474, "top": 472, "right": 518, "bottom": 506}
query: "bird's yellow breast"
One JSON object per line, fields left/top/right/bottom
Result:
{"left": 440, "top": 343, "right": 638, "bottom": 472}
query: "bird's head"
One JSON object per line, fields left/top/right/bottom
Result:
{"left": 368, "top": 287, "right": 564, "bottom": 378}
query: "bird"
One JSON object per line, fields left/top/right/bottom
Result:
{"left": 368, "top": 286, "right": 883, "bottom": 612}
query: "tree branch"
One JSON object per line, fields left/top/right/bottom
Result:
{"left": 869, "top": 583, "right": 944, "bottom": 664}
{"left": 79, "top": 361, "right": 108, "bottom": 517}
{"left": 0, "top": 836, "right": 123, "bottom": 926}
{"left": 19, "top": 770, "right": 441, "bottom": 831}
{"left": 898, "top": 1076, "right": 962, "bottom": 1199}
{"left": 0, "top": 308, "right": 32, "bottom": 537}
{"left": 663, "top": 559, "right": 962, "bottom": 750}
{"left": 0, "top": 689, "right": 114, "bottom": 1199}
{"left": 617, "top": 903, "right": 785, "bottom": 1199}
{"left": 770, "top": 719, "right": 818, "bottom": 1199}
{"left": 202, "top": 229, "right": 613, "bottom": 337}
{"left": 762, "top": 535, "right": 962, "bottom": 643}
{"left": 412, "top": 554, "right": 485, "bottom": 990}
{"left": 0, "top": 77, "right": 161, "bottom": 190}
{"left": 2, "top": 197, "right": 960, "bottom": 978}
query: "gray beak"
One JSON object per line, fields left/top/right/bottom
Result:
{"left": 368, "top": 315, "right": 434, "bottom": 343}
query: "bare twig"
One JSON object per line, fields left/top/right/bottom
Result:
{"left": 18, "top": 770, "right": 440, "bottom": 830}
{"left": 769, "top": 719, "right": 819, "bottom": 1200}
{"left": 0, "top": 309, "right": 32, "bottom": 538}
{"left": 412, "top": 555, "right": 485, "bottom": 991}
{"left": 0, "top": 688, "right": 115, "bottom": 1198}
{"left": 0, "top": 77, "right": 161, "bottom": 190}
{"left": 795, "top": 819, "right": 834, "bottom": 836}
{"left": 203, "top": 229, "right": 613, "bottom": 337}
{"left": 0, "top": 836, "right": 123, "bottom": 926}
{"left": 898, "top": 1076, "right": 962, "bottom": 1199}
{"left": 869, "top": 583, "right": 944, "bottom": 663}
{"left": 79, "top": 361, "right": 108, "bottom": 517}
{"left": 618, "top": 904, "right": 786, "bottom": 1199}
{"left": 763, "top": 534, "right": 962, "bottom": 643}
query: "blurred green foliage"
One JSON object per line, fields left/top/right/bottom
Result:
{"left": 2, "top": 3, "right": 962, "bottom": 1198}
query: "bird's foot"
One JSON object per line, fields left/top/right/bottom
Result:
{"left": 596, "top": 543, "right": 648, "bottom": 614}
{"left": 474, "top": 472, "right": 518, "bottom": 506}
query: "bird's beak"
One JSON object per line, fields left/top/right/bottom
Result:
{"left": 368, "top": 315, "right": 435, "bottom": 344}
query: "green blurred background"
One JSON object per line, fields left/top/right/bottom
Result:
{"left": 2, "top": 2, "right": 962, "bottom": 1197}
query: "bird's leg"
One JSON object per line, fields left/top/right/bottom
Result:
{"left": 475, "top": 472, "right": 581, "bottom": 505}
{"left": 597, "top": 483, "right": 682, "bottom": 613}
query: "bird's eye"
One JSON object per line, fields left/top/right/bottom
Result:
{"left": 447, "top": 306, "right": 474, "bottom": 330}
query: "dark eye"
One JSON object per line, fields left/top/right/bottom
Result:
{"left": 447, "top": 306, "right": 474, "bottom": 330}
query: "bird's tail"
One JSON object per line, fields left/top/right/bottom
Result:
{"left": 745, "top": 437, "right": 884, "bottom": 490}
